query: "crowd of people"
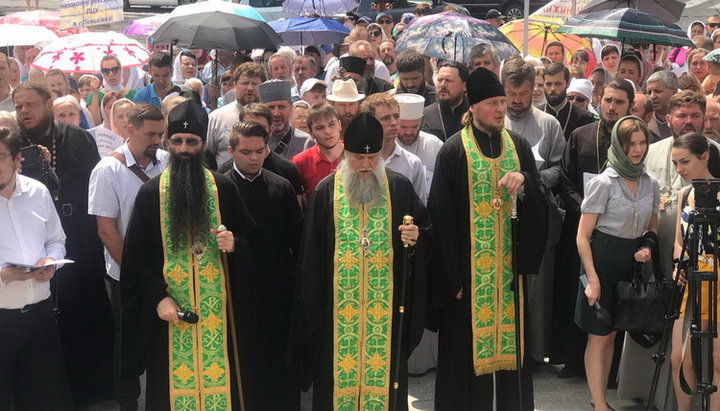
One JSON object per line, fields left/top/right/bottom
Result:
{"left": 5, "top": 6, "right": 720, "bottom": 411}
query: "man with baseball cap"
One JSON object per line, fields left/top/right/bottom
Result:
{"left": 120, "top": 100, "right": 255, "bottom": 411}
{"left": 327, "top": 78, "right": 365, "bottom": 137}
{"left": 259, "top": 79, "right": 314, "bottom": 158}
{"left": 429, "top": 67, "right": 548, "bottom": 410}
{"left": 485, "top": 9, "right": 506, "bottom": 28}
{"left": 299, "top": 78, "right": 327, "bottom": 106}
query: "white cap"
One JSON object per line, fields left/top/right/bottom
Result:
{"left": 394, "top": 93, "right": 425, "bottom": 120}
{"left": 326, "top": 79, "right": 365, "bottom": 102}
{"left": 567, "top": 78, "right": 593, "bottom": 101}
{"left": 300, "top": 78, "right": 327, "bottom": 95}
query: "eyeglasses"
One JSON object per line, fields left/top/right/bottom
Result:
{"left": 568, "top": 95, "right": 588, "bottom": 103}
{"left": 709, "top": 23, "right": 720, "bottom": 28}
{"left": 101, "top": 66, "right": 121, "bottom": 75}
{"left": 377, "top": 19, "right": 393, "bottom": 24}
{"left": 169, "top": 137, "right": 203, "bottom": 146}
{"left": 370, "top": 30, "right": 382, "bottom": 37}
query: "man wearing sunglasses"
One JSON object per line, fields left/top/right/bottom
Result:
{"left": 706, "top": 15, "right": 720, "bottom": 36}
{"left": 376, "top": 12, "right": 394, "bottom": 38}
{"left": 100, "top": 55, "right": 137, "bottom": 101}
{"left": 121, "top": 100, "right": 255, "bottom": 411}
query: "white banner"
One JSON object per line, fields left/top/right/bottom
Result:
{"left": 60, "top": 0, "right": 123, "bottom": 29}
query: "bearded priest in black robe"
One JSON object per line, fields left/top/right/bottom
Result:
{"left": 120, "top": 101, "right": 255, "bottom": 410}
{"left": 428, "top": 67, "right": 548, "bottom": 411}
{"left": 291, "top": 113, "right": 429, "bottom": 411}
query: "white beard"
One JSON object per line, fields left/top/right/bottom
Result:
{"left": 338, "top": 157, "right": 386, "bottom": 205}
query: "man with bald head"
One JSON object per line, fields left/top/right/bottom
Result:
{"left": 705, "top": 98, "right": 720, "bottom": 142}
{"left": 324, "top": 40, "right": 391, "bottom": 87}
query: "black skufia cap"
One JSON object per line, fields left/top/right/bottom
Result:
{"left": 344, "top": 112, "right": 383, "bottom": 154}
{"left": 340, "top": 56, "right": 367, "bottom": 76}
{"left": 467, "top": 67, "right": 505, "bottom": 106}
{"left": 167, "top": 100, "right": 209, "bottom": 141}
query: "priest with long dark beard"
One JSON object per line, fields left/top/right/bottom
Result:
{"left": 429, "top": 67, "right": 548, "bottom": 410}
{"left": 119, "top": 100, "right": 255, "bottom": 410}
{"left": 292, "top": 113, "right": 429, "bottom": 411}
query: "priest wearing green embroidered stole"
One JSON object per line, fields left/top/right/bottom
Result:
{"left": 292, "top": 113, "right": 429, "bottom": 411}
{"left": 429, "top": 67, "right": 548, "bottom": 410}
{"left": 120, "top": 100, "right": 255, "bottom": 411}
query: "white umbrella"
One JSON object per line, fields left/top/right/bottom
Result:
{"left": 31, "top": 31, "right": 150, "bottom": 74}
{"left": 0, "top": 24, "right": 58, "bottom": 47}
{"left": 169, "top": 0, "right": 266, "bottom": 21}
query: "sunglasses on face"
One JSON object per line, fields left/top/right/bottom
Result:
{"left": 568, "top": 95, "right": 588, "bottom": 103}
{"left": 169, "top": 137, "right": 203, "bottom": 146}
{"left": 370, "top": 30, "right": 382, "bottom": 37}
{"left": 101, "top": 66, "right": 121, "bottom": 75}
{"left": 709, "top": 23, "right": 720, "bottom": 28}
{"left": 378, "top": 19, "right": 393, "bottom": 24}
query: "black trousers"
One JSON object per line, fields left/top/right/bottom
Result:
{"left": 0, "top": 298, "right": 72, "bottom": 411}
{"left": 106, "top": 277, "right": 141, "bottom": 411}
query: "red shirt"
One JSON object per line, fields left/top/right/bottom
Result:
{"left": 292, "top": 145, "right": 340, "bottom": 194}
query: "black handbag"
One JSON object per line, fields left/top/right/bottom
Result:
{"left": 613, "top": 232, "right": 673, "bottom": 334}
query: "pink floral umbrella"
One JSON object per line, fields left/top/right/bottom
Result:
{"left": 0, "top": 10, "right": 86, "bottom": 37}
{"left": 31, "top": 31, "right": 150, "bottom": 74}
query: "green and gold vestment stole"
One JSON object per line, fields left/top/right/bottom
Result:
{"left": 159, "top": 169, "right": 232, "bottom": 411}
{"left": 332, "top": 170, "right": 395, "bottom": 410}
{"left": 461, "top": 126, "right": 524, "bottom": 376}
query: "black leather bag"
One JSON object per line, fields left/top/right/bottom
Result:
{"left": 613, "top": 232, "right": 673, "bottom": 334}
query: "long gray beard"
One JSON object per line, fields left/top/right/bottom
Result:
{"left": 167, "top": 151, "right": 210, "bottom": 250}
{"left": 339, "top": 158, "right": 386, "bottom": 205}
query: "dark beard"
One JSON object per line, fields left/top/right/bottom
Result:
{"left": 167, "top": 151, "right": 210, "bottom": 251}
{"left": 19, "top": 113, "right": 53, "bottom": 143}
{"left": 546, "top": 90, "right": 566, "bottom": 107}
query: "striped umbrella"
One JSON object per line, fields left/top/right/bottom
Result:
{"left": 499, "top": 18, "right": 591, "bottom": 61}
{"left": 558, "top": 8, "right": 692, "bottom": 47}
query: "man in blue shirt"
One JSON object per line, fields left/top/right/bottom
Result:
{"left": 133, "top": 53, "right": 173, "bottom": 108}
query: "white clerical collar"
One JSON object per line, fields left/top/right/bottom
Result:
{"left": 233, "top": 163, "right": 262, "bottom": 182}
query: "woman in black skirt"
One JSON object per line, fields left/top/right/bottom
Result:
{"left": 575, "top": 116, "right": 659, "bottom": 410}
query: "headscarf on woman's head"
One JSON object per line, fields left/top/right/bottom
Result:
{"left": 101, "top": 68, "right": 125, "bottom": 92}
{"left": 608, "top": 115, "right": 649, "bottom": 180}
{"left": 12, "top": 46, "right": 29, "bottom": 79}
{"left": 575, "top": 48, "right": 597, "bottom": 79}
{"left": 688, "top": 20, "right": 706, "bottom": 39}
{"left": 600, "top": 44, "right": 621, "bottom": 73}
{"left": 109, "top": 98, "right": 135, "bottom": 136}
{"left": 7, "top": 57, "right": 22, "bottom": 88}
{"left": 172, "top": 50, "right": 199, "bottom": 85}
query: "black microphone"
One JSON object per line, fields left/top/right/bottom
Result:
{"left": 177, "top": 310, "right": 199, "bottom": 323}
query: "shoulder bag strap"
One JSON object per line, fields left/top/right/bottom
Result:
{"left": 109, "top": 151, "right": 150, "bottom": 183}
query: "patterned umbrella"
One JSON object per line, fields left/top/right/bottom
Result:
{"left": 170, "top": 0, "right": 266, "bottom": 21}
{"left": 704, "top": 48, "right": 720, "bottom": 64}
{"left": 395, "top": 11, "right": 519, "bottom": 63}
{"left": 0, "top": 10, "right": 86, "bottom": 37}
{"left": 558, "top": 8, "right": 693, "bottom": 47}
{"left": 0, "top": 24, "right": 58, "bottom": 47}
{"left": 500, "top": 18, "right": 591, "bottom": 61}
{"left": 122, "top": 14, "right": 172, "bottom": 37}
{"left": 268, "top": 17, "right": 350, "bottom": 46}
{"left": 282, "top": 0, "right": 358, "bottom": 17}
{"left": 31, "top": 31, "right": 150, "bottom": 74}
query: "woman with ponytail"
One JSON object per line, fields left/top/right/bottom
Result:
{"left": 670, "top": 132, "right": 720, "bottom": 411}
{"left": 575, "top": 116, "right": 659, "bottom": 410}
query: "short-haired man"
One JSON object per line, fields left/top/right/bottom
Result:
{"left": 327, "top": 78, "right": 364, "bottom": 137}
{"left": 88, "top": 103, "right": 168, "bottom": 410}
{"left": 13, "top": 82, "right": 115, "bottom": 405}
{"left": 207, "top": 62, "right": 267, "bottom": 168}
{"left": 378, "top": 39, "right": 397, "bottom": 79}
{"left": 631, "top": 92, "right": 655, "bottom": 124}
{"left": 0, "top": 128, "right": 72, "bottom": 410}
{"left": 469, "top": 43, "right": 501, "bottom": 76}
{"left": 293, "top": 55, "right": 318, "bottom": 98}
{"left": 617, "top": 54, "right": 643, "bottom": 88}
{"left": 393, "top": 49, "right": 436, "bottom": 106}
{"left": 133, "top": 52, "right": 174, "bottom": 108}
{"left": 554, "top": 79, "right": 636, "bottom": 374}
{"left": 53, "top": 95, "right": 82, "bottom": 128}
{"left": 706, "top": 14, "right": 720, "bottom": 36}
{"left": 224, "top": 121, "right": 302, "bottom": 410}
{"left": 362, "top": 92, "right": 427, "bottom": 201}
{"left": 0, "top": 54, "right": 13, "bottom": 112}
{"left": 202, "top": 49, "right": 235, "bottom": 83}
{"left": 292, "top": 102, "right": 344, "bottom": 194}
{"left": 258, "top": 80, "right": 314, "bottom": 158}
{"left": 394, "top": 93, "right": 443, "bottom": 192}
{"left": 376, "top": 11, "right": 394, "bottom": 37}
{"left": 645, "top": 70, "right": 678, "bottom": 138}
{"left": 46, "top": 69, "right": 70, "bottom": 97}
{"left": 545, "top": 41, "right": 565, "bottom": 64}
{"left": 543, "top": 63, "right": 596, "bottom": 140}
{"left": 346, "top": 42, "right": 394, "bottom": 95}
{"left": 324, "top": 40, "right": 392, "bottom": 88}
{"left": 705, "top": 98, "right": 720, "bottom": 142}
{"left": 423, "top": 61, "right": 469, "bottom": 141}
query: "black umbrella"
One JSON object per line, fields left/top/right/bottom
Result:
{"left": 150, "top": 11, "right": 282, "bottom": 50}
{"left": 578, "top": 0, "right": 685, "bottom": 23}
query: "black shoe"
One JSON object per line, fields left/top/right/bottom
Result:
{"left": 557, "top": 364, "right": 584, "bottom": 378}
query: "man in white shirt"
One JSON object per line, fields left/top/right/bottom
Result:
{"left": 0, "top": 128, "right": 72, "bottom": 409}
{"left": 206, "top": 62, "right": 266, "bottom": 169}
{"left": 361, "top": 93, "right": 427, "bottom": 201}
{"left": 88, "top": 103, "right": 168, "bottom": 410}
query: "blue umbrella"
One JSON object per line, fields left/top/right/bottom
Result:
{"left": 268, "top": 17, "right": 350, "bottom": 46}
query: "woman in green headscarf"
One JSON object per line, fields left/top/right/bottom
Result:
{"left": 575, "top": 115, "right": 660, "bottom": 410}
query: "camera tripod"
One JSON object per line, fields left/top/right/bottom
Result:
{"left": 648, "top": 181, "right": 720, "bottom": 411}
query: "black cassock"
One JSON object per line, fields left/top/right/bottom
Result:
{"left": 25, "top": 121, "right": 114, "bottom": 406}
{"left": 120, "top": 172, "right": 255, "bottom": 411}
{"left": 428, "top": 126, "right": 548, "bottom": 411}
{"left": 225, "top": 168, "right": 303, "bottom": 410}
{"left": 291, "top": 170, "right": 430, "bottom": 411}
